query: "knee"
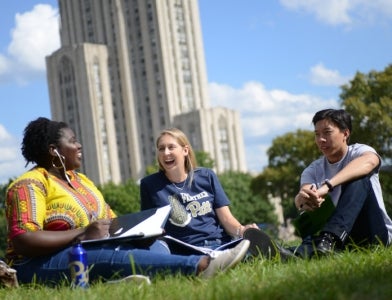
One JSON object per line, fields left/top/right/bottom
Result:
{"left": 149, "top": 240, "right": 171, "bottom": 254}
{"left": 342, "top": 176, "right": 371, "bottom": 194}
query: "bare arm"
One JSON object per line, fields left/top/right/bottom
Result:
{"left": 326, "top": 151, "right": 380, "bottom": 190}
{"left": 215, "top": 206, "right": 258, "bottom": 238}
{"left": 12, "top": 219, "right": 111, "bottom": 257}
{"left": 295, "top": 152, "right": 380, "bottom": 211}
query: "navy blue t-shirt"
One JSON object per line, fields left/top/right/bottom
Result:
{"left": 140, "top": 168, "right": 231, "bottom": 245}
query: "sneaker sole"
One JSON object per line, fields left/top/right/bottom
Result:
{"left": 243, "top": 228, "right": 277, "bottom": 258}
{"left": 243, "top": 228, "right": 297, "bottom": 261}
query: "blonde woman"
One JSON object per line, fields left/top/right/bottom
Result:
{"left": 140, "top": 128, "right": 291, "bottom": 259}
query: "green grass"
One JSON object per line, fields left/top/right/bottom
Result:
{"left": 2, "top": 246, "right": 392, "bottom": 300}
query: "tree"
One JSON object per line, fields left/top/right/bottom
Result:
{"left": 0, "top": 180, "right": 14, "bottom": 257}
{"left": 340, "top": 64, "right": 392, "bottom": 163}
{"left": 340, "top": 64, "right": 392, "bottom": 215}
{"left": 98, "top": 179, "right": 140, "bottom": 215}
{"left": 252, "top": 64, "right": 392, "bottom": 225}
{"left": 380, "top": 168, "right": 392, "bottom": 216}
{"left": 145, "top": 164, "right": 159, "bottom": 176}
{"left": 251, "top": 130, "right": 321, "bottom": 222}
{"left": 218, "top": 171, "right": 277, "bottom": 225}
{"left": 195, "top": 151, "right": 215, "bottom": 169}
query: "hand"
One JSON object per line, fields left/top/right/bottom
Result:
{"left": 239, "top": 223, "right": 259, "bottom": 237}
{"left": 243, "top": 223, "right": 259, "bottom": 231}
{"left": 296, "top": 184, "right": 324, "bottom": 212}
{"left": 80, "top": 219, "right": 111, "bottom": 241}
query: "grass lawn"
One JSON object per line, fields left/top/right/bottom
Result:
{"left": 1, "top": 245, "right": 392, "bottom": 300}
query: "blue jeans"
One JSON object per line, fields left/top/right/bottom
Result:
{"left": 12, "top": 240, "right": 202, "bottom": 285}
{"left": 296, "top": 176, "right": 389, "bottom": 258}
{"left": 323, "top": 176, "right": 388, "bottom": 245}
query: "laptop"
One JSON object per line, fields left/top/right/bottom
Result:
{"left": 82, "top": 205, "right": 171, "bottom": 245}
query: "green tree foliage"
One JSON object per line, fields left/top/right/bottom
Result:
{"left": 340, "top": 64, "right": 392, "bottom": 162}
{"left": 340, "top": 65, "right": 392, "bottom": 162}
{"left": 252, "top": 65, "right": 392, "bottom": 225}
{"left": 98, "top": 180, "right": 140, "bottom": 215}
{"left": 380, "top": 169, "right": 392, "bottom": 216}
{"left": 145, "top": 164, "right": 159, "bottom": 176}
{"left": 0, "top": 183, "right": 6, "bottom": 209}
{"left": 251, "top": 130, "right": 321, "bottom": 222}
{"left": 218, "top": 171, "right": 277, "bottom": 225}
{"left": 195, "top": 151, "right": 215, "bottom": 169}
{"left": 340, "top": 64, "right": 392, "bottom": 214}
{"left": 0, "top": 182, "right": 9, "bottom": 258}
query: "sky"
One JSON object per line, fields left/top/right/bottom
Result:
{"left": 1, "top": 1, "right": 392, "bottom": 184}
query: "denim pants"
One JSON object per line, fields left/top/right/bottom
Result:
{"left": 297, "top": 176, "right": 389, "bottom": 258}
{"left": 12, "top": 240, "right": 202, "bottom": 285}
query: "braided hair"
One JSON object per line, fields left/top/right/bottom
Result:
{"left": 21, "top": 117, "right": 68, "bottom": 167}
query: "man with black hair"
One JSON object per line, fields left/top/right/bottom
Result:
{"left": 294, "top": 109, "right": 392, "bottom": 258}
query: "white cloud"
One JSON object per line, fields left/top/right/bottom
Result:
{"left": 0, "top": 124, "right": 12, "bottom": 141}
{"left": 209, "top": 81, "right": 339, "bottom": 172}
{"left": 0, "top": 159, "right": 26, "bottom": 185}
{"left": 0, "top": 54, "right": 10, "bottom": 75}
{"left": 309, "top": 63, "right": 351, "bottom": 86}
{"left": 0, "top": 125, "right": 26, "bottom": 184}
{"left": 0, "top": 4, "right": 59, "bottom": 83}
{"left": 280, "top": 0, "right": 352, "bottom": 25}
{"left": 280, "top": 0, "right": 392, "bottom": 26}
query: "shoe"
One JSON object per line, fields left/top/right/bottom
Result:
{"left": 201, "top": 239, "right": 250, "bottom": 278}
{"left": 243, "top": 228, "right": 296, "bottom": 261}
{"left": 290, "top": 236, "right": 317, "bottom": 259}
{"left": 107, "top": 274, "right": 151, "bottom": 285}
{"left": 0, "top": 260, "right": 19, "bottom": 288}
{"left": 316, "top": 231, "right": 341, "bottom": 255}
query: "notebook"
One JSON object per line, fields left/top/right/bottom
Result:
{"left": 161, "top": 235, "right": 243, "bottom": 256}
{"left": 82, "top": 205, "right": 171, "bottom": 245}
{"left": 292, "top": 196, "right": 335, "bottom": 238}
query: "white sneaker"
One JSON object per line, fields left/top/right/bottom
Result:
{"left": 106, "top": 274, "right": 151, "bottom": 285}
{"left": 201, "top": 239, "right": 250, "bottom": 278}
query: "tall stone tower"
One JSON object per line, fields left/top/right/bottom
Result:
{"left": 46, "top": 0, "right": 247, "bottom": 184}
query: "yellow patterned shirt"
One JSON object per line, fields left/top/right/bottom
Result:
{"left": 5, "top": 167, "right": 116, "bottom": 261}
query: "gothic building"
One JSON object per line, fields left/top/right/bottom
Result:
{"left": 46, "top": 0, "right": 246, "bottom": 184}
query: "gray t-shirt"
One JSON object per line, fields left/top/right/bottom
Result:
{"left": 301, "top": 143, "right": 392, "bottom": 245}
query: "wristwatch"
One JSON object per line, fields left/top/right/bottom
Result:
{"left": 324, "top": 179, "right": 334, "bottom": 192}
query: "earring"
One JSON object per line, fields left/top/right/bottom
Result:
{"left": 52, "top": 156, "right": 64, "bottom": 169}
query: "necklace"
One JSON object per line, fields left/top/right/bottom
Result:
{"left": 172, "top": 176, "right": 188, "bottom": 190}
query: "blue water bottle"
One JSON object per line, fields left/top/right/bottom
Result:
{"left": 68, "top": 242, "right": 89, "bottom": 288}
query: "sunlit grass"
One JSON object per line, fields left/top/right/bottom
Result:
{"left": 1, "top": 245, "right": 392, "bottom": 300}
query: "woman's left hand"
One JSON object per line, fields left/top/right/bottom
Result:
{"left": 239, "top": 223, "right": 259, "bottom": 237}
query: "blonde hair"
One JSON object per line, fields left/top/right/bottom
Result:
{"left": 156, "top": 128, "right": 198, "bottom": 183}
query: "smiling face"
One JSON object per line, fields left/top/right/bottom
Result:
{"left": 56, "top": 128, "right": 83, "bottom": 170}
{"left": 157, "top": 133, "right": 189, "bottom": 177}
{"left": 314, "top": 118, "right": 350, "bottom": 163}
